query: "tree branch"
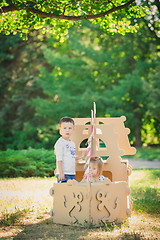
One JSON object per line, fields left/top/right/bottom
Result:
{"left": 0, "top": 0, "right": 135, "bottom": 21}
{"left": 0, "top": 5, "right": 19, "bottom": 13}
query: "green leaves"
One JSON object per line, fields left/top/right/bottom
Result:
{"left": 0, "top": 148, "right": 56, "bottom": 177}
{"left": 0, "top": 11, "right": 159, "bottom": 149}
{"left": 0, "top": 0, "right": 147, "bottom": 38}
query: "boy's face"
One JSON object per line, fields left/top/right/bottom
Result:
{"left": 59, "top": 122, "right": 74, "bottom": 140}
{"left": 90, "top": 162, "right": 99, "bottom": 179}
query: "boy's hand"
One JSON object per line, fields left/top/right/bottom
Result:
{"left": 57, "top": 161, "right": 65, "bottom": 181}
{"left": 58, "top": 172, "right": 65, "bottom": 181}
{"left": 75, "top": 149, "right": 88, "bottom": 161}
{"left": 81, "top": 149, "right": 88, "bottom": 158}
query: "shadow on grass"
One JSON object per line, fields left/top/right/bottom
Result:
{"left": 0, "top": 217, "right": 147, "bottom": 240}
{"left": 121, "top": 232, "right": 146, "bottom": 240}
{"left": 0, "top": 208, "right": 30, "bottom": 226}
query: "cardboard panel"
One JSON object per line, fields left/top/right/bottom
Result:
{"left": 51, "top": 113, "right": 135, "bottom": 226}
{"left": 51, "top": 180, "right": 130, "bottom": 226}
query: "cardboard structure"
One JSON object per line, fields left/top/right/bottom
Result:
{"left": 50, "top": 104, "right": 136, "bottom": 226}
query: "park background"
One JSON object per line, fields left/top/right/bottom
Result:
{"left": 0, "top": 0, "right": 160, "bottom": 239}
{"left": 0, "top": 3, "right": 160, "bottom": 177}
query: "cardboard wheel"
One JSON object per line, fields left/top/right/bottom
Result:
{"left": 49, "top": 187, "right": 54, "bottom": 196}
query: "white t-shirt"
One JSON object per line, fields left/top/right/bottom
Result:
{"left": 54, "top": 137, "right": 76, "bottom": 175}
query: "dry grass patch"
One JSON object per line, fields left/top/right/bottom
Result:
{"left": 0, "top": 177, "right": 55, "bottom": 220}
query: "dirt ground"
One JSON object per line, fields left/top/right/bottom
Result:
{"left": 0, "top": 171, "right": 159, "bottom": 240}
{"left": 0, "top": 211, "right": 160, "bottom": 240}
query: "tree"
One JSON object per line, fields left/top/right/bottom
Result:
{"left": 135, "top": 0, "right": 160, "bottom": 38}
{"left": 29, "top": 20, "right": 159, "bottom": 147}
{"left": 0, "top": 18, "right": 159, "bottom": 149}
{"left": 103, "top": 70, "right": 150, "bottom": 147}
{"left": 99, "top": 18, "right": 160, "bottom": 147}
{"left": 0, "top": 31, "right": 48, "bottom": 150}
{"left": 0, "top": 0, "right": 146, "bottom": 38}
{"left": 145, "top": 61, "right": 160, "bottom": 145}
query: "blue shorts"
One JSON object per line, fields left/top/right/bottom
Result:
{"left": 56, "top": 174, "right": 76, "bottom": 183}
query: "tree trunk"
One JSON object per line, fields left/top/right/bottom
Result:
{"left": 134, "top": 112, "right": 142, "bottom": 147}
{"left": 135, "top": 123, "right": 142, "bottom": 147}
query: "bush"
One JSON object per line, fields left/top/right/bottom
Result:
{"left": 0, "top": 148, "right": 56, "bottom": 178}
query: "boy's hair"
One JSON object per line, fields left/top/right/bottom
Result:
{"left": 60, "top": 116, "right": 75, "bottom": 126}
{"left": 90, "top": 157, "right": 103, "bottom": 173}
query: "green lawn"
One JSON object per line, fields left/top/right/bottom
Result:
{"left": 130, "top": 169, "right": 160, "bottom": 214}
{"left": 125, "top": 147, "right": 160, "bottom": 160}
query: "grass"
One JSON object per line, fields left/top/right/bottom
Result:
{"left": 125, "top": 147, "right": 160, "bottom": 160}
{"left": 130, "top": 169, "right": 160, "bottom": 214}
{"left": 0, "top": 177, "right": 55, "bottom": 226}
{"left": 0, "top": 170, "right": 160, "bottom": 239}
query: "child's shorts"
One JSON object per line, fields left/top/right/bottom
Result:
{"left": 56, "top": 174, "right": 76, "bottom": 183}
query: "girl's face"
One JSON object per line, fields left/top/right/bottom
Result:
{"left": 90, "top": 162, "right": 99, "bottom": 179}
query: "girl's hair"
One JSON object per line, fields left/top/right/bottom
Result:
{"left": 90, "top": 156, "right": 103, "bottom": 173}
{"left": 60, "top": 117, "right": 75, "bottom": 126}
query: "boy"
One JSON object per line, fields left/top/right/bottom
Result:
{"left": 54, "top": 116, "right": 83, "bottom": 183}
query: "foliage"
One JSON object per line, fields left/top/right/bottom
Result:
{"left": 0, "top": 32, "right": 58, "bottom": 150}
{"left": 103, "top": 70, "right": 149, "bottom": 146}
{"left": 145, "top": 62, "right": 160, "bottom": 144}
{"left": 136, "top": 0, "right": 160, "bottom": 37}
{"left": 29, "top": 20, "right": 160, "bottom": 147}
{"left": 0, "top": 0, "right": 147, "bottom": 38}
{"left": 0, "top": 14, "right": 159, "bottom": 149}
{"left": 98, "top": 19, "right": 160, "bottom": 146}
{"left": 0, "top": 148, "right": 56, "bottom": 178}
{"left": 0, "top": 147, "right": 159, "bottom": 178}
{"left": 131, "top": 169, "right": 160, "bottom": 214}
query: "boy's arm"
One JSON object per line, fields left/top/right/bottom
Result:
{"left": 55, "top": 141, "right": 65, "bottom": 181}
{"left": 57, "top": 161, "right": 65, "bottom": 181}
{"left": 75, "top": 149, "right": 88, "bottom": 161}
{"left": 54, "top": 150, "right": 57, "bottom": 175}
